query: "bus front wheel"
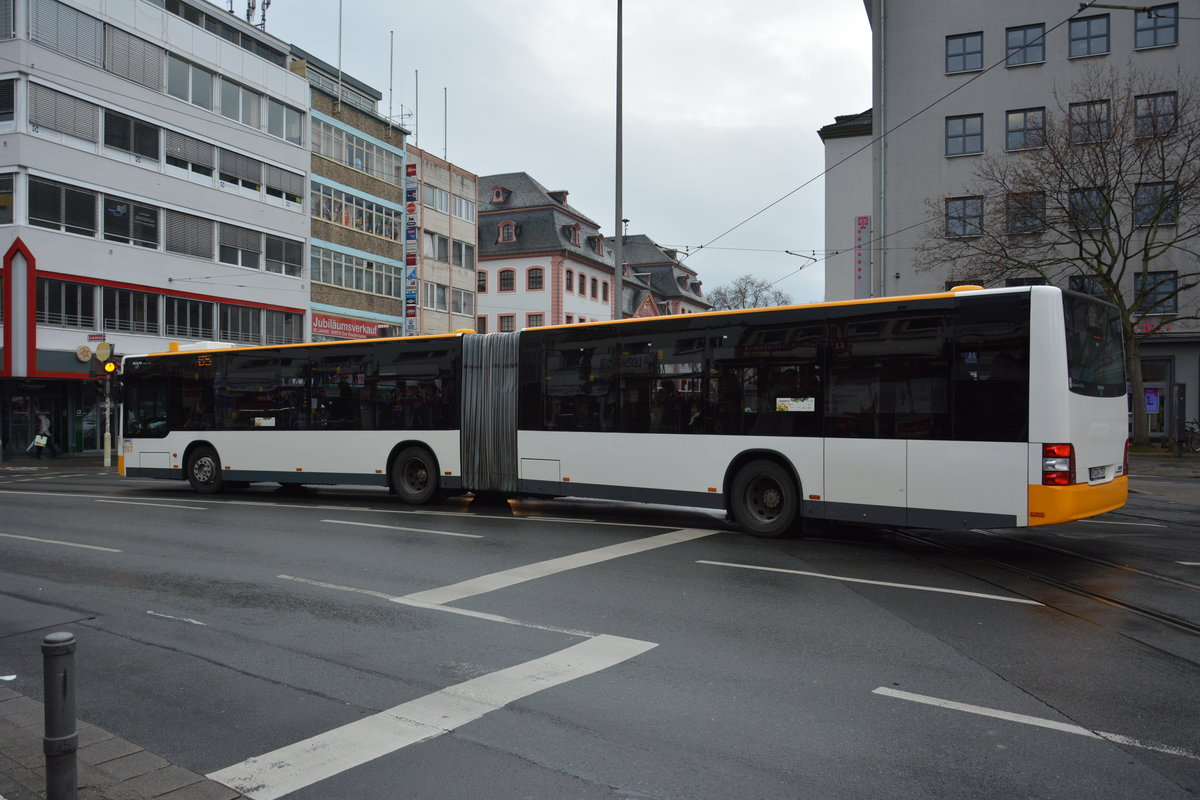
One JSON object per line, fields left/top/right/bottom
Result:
{"left": 730, "top": 459, "right": 798, "bottom": 538}
{"left": 391, "top": 446, "right": 438, "bottom": 505}
{"left": 186, "top": 446, "right": 224, "bottom": 494}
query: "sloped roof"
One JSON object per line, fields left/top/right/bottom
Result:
{"left": 478, "top": 172, "right": 600, "bottom": 228}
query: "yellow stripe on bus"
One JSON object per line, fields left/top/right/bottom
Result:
{"left": 1027, "top": 477, "right": 1128, "bottom": 526}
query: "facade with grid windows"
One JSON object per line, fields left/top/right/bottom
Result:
{"left": 0, "top": 0, "right": 310, "bottom": 455}
{"left": 822, "top": 1, "right": 1199, "bottom": 438}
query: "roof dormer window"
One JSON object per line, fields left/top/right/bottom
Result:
{"left": 491, "top": 186, "right": 511, "bottom": 203}
{"left": 563, "top": 223, "right": 581, "bottom": 246}
{"left": 499, "top": 221, "right": 518, "bottom": 243}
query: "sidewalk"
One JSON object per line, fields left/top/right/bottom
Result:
{"left": 0, "top": 688, "right": 244, "bottom": 800}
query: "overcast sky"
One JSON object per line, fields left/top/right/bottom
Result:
{"left": 259, "top": 1, "right": 873, "bottom": 303}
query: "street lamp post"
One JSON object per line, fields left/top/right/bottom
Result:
{"left": 613, "top": 0, "right": 623, "bottom": 322}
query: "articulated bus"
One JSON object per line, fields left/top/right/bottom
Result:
{"left": 119, "top": 285, "right": 1128, "bottom": 536}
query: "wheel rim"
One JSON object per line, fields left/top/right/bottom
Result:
{"left": 193, "top": 456, "right": 216, "bottom": 485}
{"left": 400, "top": 458, "right": 428, "bottom": 494}
{"left": 745, "top": 476, "right": 784, "bottom": 523}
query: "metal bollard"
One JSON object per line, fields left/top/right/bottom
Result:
{"left": 42, "top": 631, "right": 78, "bottom": 800}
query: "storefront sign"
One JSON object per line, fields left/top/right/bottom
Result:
{"left": 311, "top": 313, "right": 385, "bottom": 340}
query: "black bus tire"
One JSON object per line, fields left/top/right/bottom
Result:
{"left": 391, "top": 446, "right": 438, "bottom": 505}
{"left": 186, "top": 446, "right": 224, "bottom": 494}
{"left": 730, "top": 459, "right": 798, "bottom": 538}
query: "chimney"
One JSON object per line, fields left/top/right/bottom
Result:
{"left": 548, "top": 190, "right": 568, "bottom": 205}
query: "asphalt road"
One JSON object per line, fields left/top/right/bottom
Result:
{"left": 1, "top": 470, "right": 1198, "bottom": 799}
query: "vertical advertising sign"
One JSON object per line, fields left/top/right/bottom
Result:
{"left": 853, "top": 216, "right": 872, "bottom": 299}
{"left": 404, "top": 163, "right": 419, "bottom": 335}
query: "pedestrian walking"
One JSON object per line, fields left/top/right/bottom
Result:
{"left": 32, "top": 413, "right": 59, "bottom": 459}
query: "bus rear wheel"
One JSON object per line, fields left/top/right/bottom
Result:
{"left": 391, "top": 446, "right": 438, "bottom": 505}
{"left": 730, "top": 459, "right": 798, "bottom": 538}
{"left": 186, "top": 446, "right": 224, "bottom": 494}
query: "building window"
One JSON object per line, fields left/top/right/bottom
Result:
{"left": 311, "top": 182, "right": 402, "bottom": 240}
{"left": 103, "top": 287, "right": 158, "bottom": 334}
{"left": 28, "top": 177, "right": 96, "bottom": 236}
{"left": 563, "top": 224, "right": 581, "bottom": 246}
{"left": 1006, "top": 24, "right": 1045, "bottom": 66}
{"left": 565, "top": 269, "right": 574, "bottom": 292}
{"left": 423, "top": 281, "right": 448, "bottom": 312}
{"left": 265, "top": 235, "right": 303, "bottom": 276}
{"left": 1135, "top": 92, "right": 1178, "bottom": 137}
{"left": 1135, "top": 271, "right": 1178, "bottom": 314}
{"left": 1134, "top": 182, "right": 1178, "bottom": 226}
{"left": 310, "top": 246, "right": 403, "bottom": 297}
{"left": 477, "top": 270, "right": 487, "bottom": 292}
{"left": 1006, "top": 192, "right": 1046, "bottom": 234}
{"left": 578, "top": 275, "right": 587, "bottom": 295}
{"left": 165, "top": 130, "right": 215, "bottom": 178}
{"left": 1069, "top": 187, "right": 1108, "bottom": 230}
{"left": 264, "top": 310, "right": 303, "bottom": 345}
{"left": 498, "top": 314, "right": 515, "bottom": 333}
{"left": 164, "top": 210, "right": 214, "bottom": 259}
{"left": 1069, "top": 15, "right": 1109, "bottom": 57}
{"left": 1135, "top": 4, "right": 1177, "bottom": 48}
{"left": 165, "top": 296, "right": 214, "bottom": 339}
{"left": 422, "top": 231, "right": 449, "bottom": 262}
{"left": 498, "top": 269, "right": 515, "bottom": 292}
{"left": 219, "top": 149, "right": 262, "bottom": 191}
{"left": 945, "top": 114, "right": 983, "bottom": 156}
{"left": 166, "top": 55, "right": 213, "bottom": 110}
{"left": 945, "top": 196, "right": 984, "bottom": 238}
{"left": 264, "top": 165, "right": 304, "bottom": 204}
{"left": 0, "top": 79, "right": 13, "bottom": 123}
{"left": 311, "top": 119, "right": 403, "bottom": 186}
{"left": 1005, "top": 107, "right": 1044, "bottom": 150}
{"left": 219, "top": 304, "right": 261, "bottom": 345}
{"left": 36, "top": 278, "right": 94, "bottom": 328}
{"left": 499, "top": 221, "right": 517, "bottom": 243}
{"left": 103, "top": 195, "right": 158, "bottom": 248}
{"left": 452, "top": 194, "right": 476, "bottom": 222}
{"left": 452, "top": 240, "right": 475, "bottom": 269}
{"left": 219, "top": 223, "right": 261, "bottom": 268}
{"left": 590, "top": 277, "right": 598, "bottom": 298}
{"left": 528, "top": 267, "right": 544, "bottom": 291}
{"left": 265, "top": 98, "right": 303, "bottom": 145}
{"left": 476, "top": 316, "right": 487, "bottom": 333}
{"left": 219, "top": 78, "right": 261, "bottom": 129}
{"left": 422, "top": 184, "right": 450, "bottom": 213}
{"left": 1069, "top": 100, "right": 1110, "bottom": 143}
{"left": 0, "top": 174, "right": 12, "bottom": 224}
{"left": 28, "top": 84, "right": 98, "bottom": 142}
{"left": 602, "top": 282, "right": 609, "bottom": 302}
{"left": 452, "top": 288, "right": 474, "bottom": 316}
{"left": 527, "top": 313, "right": 544, "bottom": 328}
{"left": 103, "top": 110, "right": 159, "bottom": 160}
{"left": 945, "top": 32, "right": 983, "bottom": 73}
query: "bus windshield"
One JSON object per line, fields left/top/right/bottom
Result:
{"left": 1063, "top": 292, "right": 1125, "bottom": 398}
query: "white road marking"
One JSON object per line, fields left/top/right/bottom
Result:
{"left": 147, "top": 610, "right": 207, "bottom": 626}
{"left": 96, "top": 499, "right": 207, "bottom": 510}
{"left": 698, "top": 560, "right": 1042, "bottom": 605}
{"left": 404, "top": 528, "right": 719, "bottom": 606}
{"left": 874, "top": 687, "right": 1200, "bottom": 761}
{"left": 322, "top": 519, "right": 482, "bottom": 539}
{"left": 0, "top": 531, "right": 121, "bottom": 553}
{"left": 1082, "top": 520, "right": 1167, "bottom": 528}
{"left": 207, "top": 634, "right": 657, "bottom": 800}
{"left": 279, "top": 574, "right": 598, "bottom": 637}
{"left": 1178, "top": 561, "right": 1200, "bottom": 566}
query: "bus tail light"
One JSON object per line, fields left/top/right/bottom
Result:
{"left": 1042, "top": 443, "right": 1075, "bottom": 486}
{"left": 1121, "top": 439, "right": 1130, "bottom": 477}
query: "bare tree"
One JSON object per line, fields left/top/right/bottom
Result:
{"left": 915, "top": 65, "right": 1200, "bottom": 445}
{"left": 707, "top": 274, "right": 793, "bottom": 310}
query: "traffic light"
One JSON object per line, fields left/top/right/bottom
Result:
{"left": 88, "top": 354, "right": 121, "bottom": 377}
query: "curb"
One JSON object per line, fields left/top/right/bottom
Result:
{"left": 0, "top": 688, "right": 245, "bottom": 800}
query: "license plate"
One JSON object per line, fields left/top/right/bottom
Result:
{"left": 1089, "top": 466, "right": 1106, "bottom": 481}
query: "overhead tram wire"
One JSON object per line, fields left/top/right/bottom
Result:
{"left": 680, "top": 2, "right": 1105, "bottom": 273}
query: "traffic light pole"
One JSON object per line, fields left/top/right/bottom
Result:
{"left": 103, "top": 375, "right": 112, "bottom": 468}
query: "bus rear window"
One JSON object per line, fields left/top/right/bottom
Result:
{"left": 1063, "top": 293, "right": 1125, "bottom": 398}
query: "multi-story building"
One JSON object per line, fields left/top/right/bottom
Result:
{"left": 476, "top": 172, "right": 615, "bottom": 331}
{"left": 825, "top": 1, "right": 1198, "bottom": 438}
{"left": 607, "top": 234, "right": 710, "bottom": 317}
{"left": 1, "top": 0, "right": 310, "bottom": 455}
{"left": 408, "top": 145, "right": 477, "bottom": 335}
{"left": 293, "top": 45, "right": 408, "bottom": 342}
